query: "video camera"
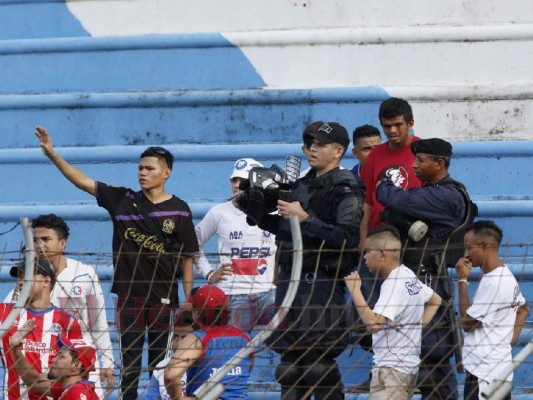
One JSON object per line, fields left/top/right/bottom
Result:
{"left": 236, "top": 156, "right": 301, "bottom": 225}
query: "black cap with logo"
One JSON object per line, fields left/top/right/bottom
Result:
{"left": 304, "top": 122, "right": 350, "bottom": 148}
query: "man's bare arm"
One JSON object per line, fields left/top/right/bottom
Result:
{"left": 512, "top": 304, "right": 530, "bottom": 344}
{"left": 164, "top": 334, "right": 202, "bottom": 399}
{"left": 35, "top": 126, "right": 96, "bottom": 196}
{"left": 345, "top": 272, "right": 388, "bottom": 333}
{"left": 181, "top": 257, "right": 194, "bottom": 304}
{"left": 358, "top": 203, "right": 371, "bottom": 250}
{"left": 422, "top": 292, "right": 442, "bottom": 327}
{"left": 455, "top": 257, "right": 481, "bottom": 332}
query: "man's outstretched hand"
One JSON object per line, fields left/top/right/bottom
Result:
{"left": 34, "top": 126, "right": 55, "bottom": 158}
{"left": 9, "top": 319, "right": 35, "bottom": 348}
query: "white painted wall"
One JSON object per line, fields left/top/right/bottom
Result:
{"left": 67, "top": 0, "right": 533, "bottom": 35}
{"left": 65, "top": 0, "right": 533, "bottom": 140}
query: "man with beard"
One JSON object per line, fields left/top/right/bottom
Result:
{"left": 10, "top": 320, "right": 98, "bottom": 400}
{"left": 0, "top": 260, "right": 83, "bottom": 400}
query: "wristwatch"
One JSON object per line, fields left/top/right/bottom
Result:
{"left": 301, "top": 214, "right": 313, "bottom": 229}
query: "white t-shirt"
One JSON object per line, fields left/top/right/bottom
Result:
{"left": 194, "top": 201, "right": 276, "bottom": 295}
{"left": 372, "top": 265, "right": 434, "bottom": 375}
{"left": 463, "top": 265, "right": 526, "bottom": 382}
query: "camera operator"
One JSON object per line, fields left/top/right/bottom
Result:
{"left": 376, "top": 138, "right": 476, "bottom": 400}
{"left": 235, "top": 122, "right": 363, "bottom": 399}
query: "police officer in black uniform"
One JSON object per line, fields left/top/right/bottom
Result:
{"left": 376, "top": 138, "right": 475, "bottom": 400}
{"left": 238, "top": 122, "right": 363, "bottom": 399}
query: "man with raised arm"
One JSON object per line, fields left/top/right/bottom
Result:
{"left": 34, "top": 126, "right": 199, "bottom": 400}
{"left": 0, "top": 260, "right": 83, "bottom": 400}
{"left": 10, "top": 320, "right": 98, "bottom": 400}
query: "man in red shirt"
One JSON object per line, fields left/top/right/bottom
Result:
{"left": 360, "top": 97, "right": 423, "bottom": 242}
{"left": 10, "top": 321, "right": 98, "bottom": 400}
{"left": 0, "top": 260, "right": 83, "bottom": 400}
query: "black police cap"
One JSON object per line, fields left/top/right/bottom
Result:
{"left": 411, "top": 138, "right": 452, "bottom": 157}
{"left": 304, "top": 122, "right": 350, "bottom": 148}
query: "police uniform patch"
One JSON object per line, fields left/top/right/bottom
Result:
{"left": 338, "top": 185, "right": 354, "bottom": 195}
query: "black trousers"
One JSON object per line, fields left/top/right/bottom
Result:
{"left": 271, "top": 268, "right": 347, "bottom": 399}
{"left": 117, "top": 297, "right": 172, "bottom": 400}
{"left": 277, "top": 352, "right": 345, "bottom": 399}
{"left": 417, "top": 328, "right": 458, "bottom": 400}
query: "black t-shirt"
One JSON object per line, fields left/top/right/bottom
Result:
{"left": 96, "top": 182, "right": 199, "bottom": 304}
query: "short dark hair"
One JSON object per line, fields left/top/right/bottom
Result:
{"left": 68, "top": 348, "right": 80, "bottom": 363}
{"left": 352, "top": 124, "right": 381, "bottom": 145}
{"left": 466, "top": 220, "right": 503, "bottom": 246}
{"left": 368, "top": 224, "right": 401, "bottom": 242}
{"left": 32, "top": 214, "right": 70, "bottom": 240}
{"left": 140, "top": 146, "right": 174, "bottom": 170}
{"left": 379, "top": 97, "right": 414, "bottom": 124}
{"left": 428, "top": 154, "right": 451, "bottom": 168}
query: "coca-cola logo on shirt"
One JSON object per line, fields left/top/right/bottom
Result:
{"left": 380, "top": 165, "right": 410, "bottom": 189}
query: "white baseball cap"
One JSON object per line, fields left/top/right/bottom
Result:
{"left": 230, "top": 158, "right": 263, "bottom": 180}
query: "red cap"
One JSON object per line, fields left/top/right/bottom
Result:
{"left": 57, "top": 335, "right": 96, "bottom": 372}
{"left": 192, "top": 285, "right": 227, "bottom": 310}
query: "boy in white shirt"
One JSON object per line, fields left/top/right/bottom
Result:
{"left": 455, "top": 220, "right": 529, "bottom": 400}
{"left": 32, "top": 214, "right": 114, "bottom": 397}
{"left": 345, "top": 225, "right": 442, "bottom": 400}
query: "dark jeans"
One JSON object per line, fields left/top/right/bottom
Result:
{"left": 271, "top": 267, "right": 348, "bottom": 399}
{"left": 417, "top": 328, "right": 458, "bottom": 400}
{"left": 117, "top": 298, "right": 172, "bottom": 400}
{"left": 464, "top": 371, "right": 511, "bottom": 400}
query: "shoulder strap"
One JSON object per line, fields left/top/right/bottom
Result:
{"left": 438, "top": 178, "right": 478, "bottom": 223}
{"left": 438, "top": 179, "right": 479, "bottom": 265}
{"left": 438, "top": 177, "right": 466, "bottom": 190}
